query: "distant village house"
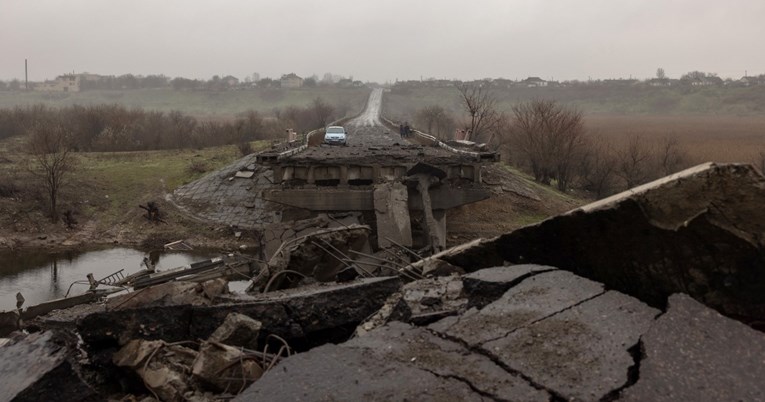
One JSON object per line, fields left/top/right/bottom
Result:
{"left": 33, "top": 74, "right": 81, "bottom": 92}
{"left": 521, "top": 77, "right": 548, "bottom": 87}
{"left": 280, "top": 73, "right": 303, "bottom": 88}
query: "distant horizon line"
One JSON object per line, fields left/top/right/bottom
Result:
{"left": 2, "top": 69, "right": 762, "bottom": 84}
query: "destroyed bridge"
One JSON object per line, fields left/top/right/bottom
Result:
{"left": 2, "top": 88, "right": 765, "bottom": 401}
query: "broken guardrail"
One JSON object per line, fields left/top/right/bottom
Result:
{"left": 380, "top": 116, "right": 498, "bottom": 161}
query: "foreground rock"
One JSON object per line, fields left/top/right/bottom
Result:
{"left": 421, "top": 163, "right": 765, "bottom": 326}
{"left": 0, "top": 331, "right": 98, "bottom": 401}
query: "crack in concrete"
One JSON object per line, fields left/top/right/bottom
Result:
{"left": 709, "top": 201, "right": 759, "bottom": 245}
{"left": 419, "top": 367, "right": 505, "bottom": 402}
{"left": 433, "top": 268, "right": 558, "bottom": 334}
{"left": 425, "top": 327, "right": 560, "bottom": 401}
{"left": 600, "top": 339, "right": 644, "bottom": 401}
{"left": 478, "top": 289, "right": 608, "bottom": 345}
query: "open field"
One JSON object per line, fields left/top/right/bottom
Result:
{"left": 382, "top": 87, "right": 765, "bottom": 166}
{"left": 585, "top": 114, "right": 765, "bottom": 165}
{"left": 0, "top": 87, "right": 371, "bottom": 118}
{"left": 383, "top": 85, "right": 765, "bottom": 119}
{"left": 0, "top": 135, "right": 268, "bottom": 249}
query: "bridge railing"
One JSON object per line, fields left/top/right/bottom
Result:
{"left": 380, "top": 116, "right": 498, "bottom": 161}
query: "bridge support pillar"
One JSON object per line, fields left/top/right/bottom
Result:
{"left": 374, "top": 182, "right": 412, "bottom": 249}
{"left": 340, "top": 165, "right": 348, "bottom": 185}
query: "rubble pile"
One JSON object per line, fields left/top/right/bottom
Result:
{"left": 2, "top": 163, "right": 765, "bottom": 401}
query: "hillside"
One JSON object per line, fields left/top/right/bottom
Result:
{"left": 446, "top": 164, "right": 582, "bottom": 247}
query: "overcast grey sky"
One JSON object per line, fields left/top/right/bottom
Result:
{"left": 2, "top": 0, "right": 763, "bottom": 83}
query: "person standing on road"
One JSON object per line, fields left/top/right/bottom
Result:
{"left": 404, "top": 122, "right": 411, "bottom": 137}
{"left": 399, "top": 123, "right": 405, "bottom": 138}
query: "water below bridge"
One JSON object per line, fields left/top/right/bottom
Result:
{"left": 0, "top": 247, "right": 217, "bottom": 311}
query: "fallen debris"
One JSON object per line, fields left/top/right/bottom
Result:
{"left": 106, "top": 278, "right": 228, "bottom": 310}
{"left": 113, "top": 339, "right": 198, "bottom": 401}
{"left": 250, "top": 224, "right": 373, "bottom": 292}
{"left": 208, "top": 313, "right": 262, "bottom": 350}
{"left": 191, "top": 341, "right": 263, "bottom": 393}
{"left": 0, "top": 331, "right": 99, "bottom": 402}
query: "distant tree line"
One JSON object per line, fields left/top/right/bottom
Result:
{"left": 0, "top": 97, "right": 344, "bottom": 152}
{"left": 0, "top": 72, "right": 364, "bottom": 92}
{"left": 80, "top": 74, "right": 170, "bottom": 90}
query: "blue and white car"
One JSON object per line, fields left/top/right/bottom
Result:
{"left": 324, "top": 126, "right": 347, "bottom": 146}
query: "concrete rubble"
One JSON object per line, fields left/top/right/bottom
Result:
{"left": 3, "top": 162, "right": 765, "bottom": 401}
{"left": 417, "top": 162, "right": 765, "bottom": 327}
{"left": 251, "top": 224, "right": 374, "bottom": 292}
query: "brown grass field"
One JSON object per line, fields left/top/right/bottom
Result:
{"left": 584, "top": 114, "right": 765, "bottom": 165}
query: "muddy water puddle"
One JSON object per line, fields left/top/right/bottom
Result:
{"left": 0, "top": 247, "right": 217, "bottom": 311}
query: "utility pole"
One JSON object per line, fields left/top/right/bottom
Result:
{"left": 25, "top": 59, "right": 28, "bottom": 90}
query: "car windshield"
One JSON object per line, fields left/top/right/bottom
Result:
{"left": 326, "top": 127, "right": 344, "bottom": 134}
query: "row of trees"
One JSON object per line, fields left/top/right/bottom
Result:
{"left": 411, "top": 83, "right": 690, "bottom": 197}
{"left": 0, "top": 72, "right": 362, "bottom": 92}
{"left": 0, "top": 97, "right": 342, "bottom": 152}
{"left": 9, "top": 97, "right": 343, "bottom": 223}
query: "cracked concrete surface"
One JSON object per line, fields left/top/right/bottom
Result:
{"left": 430, "top": 163, "right": 765, "bottom": 327}
{"left": 234, "top": 260, "right": 765, "bottom": 401}
{"left": 234, "top": 266, "right": 691, "bottom": 401}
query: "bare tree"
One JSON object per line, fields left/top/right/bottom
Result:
{"left": 656, "top": 68, "right": 666, "bottom": 80}
{"left": 311, "top": 97, "right": 334, "bottom": 129}
{"left": 414, "top": 105, "right": 456, "bottom": 140}
{"left": 616, "top": 134, "right": 653, "bottom": 189}
{"left": 509, "top": 100, "right": 586, "bottom": 191}
{"left": 656, "top": 136, "right": 687, "bottom": 176}
{"left": 27, "top": 119, "right": 75, "bottom": 222}
{"left": 455, "top": 82, "right": 498, "bottom": 142}
{"left": 578, "top": 137, "right": 618, "bottom": 198}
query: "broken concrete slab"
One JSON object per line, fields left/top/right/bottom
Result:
{"left": 106, "top": 280, "right": 222, "bottom": 310}
{"left": 430, "top": 270, "right": 605, "bottom": 346}
{"left": 344, "top": 322, "right": 549, "bottom": 401}
{"left": 208, "top": 312, "right": 262, "bottom": 350}
{"left": 234, "top": 343, "right": 488, "bottom": 402}
{"left": 483, "top": 291, "right": 659, "bottom": 401}
{"left": 354, "top": 292, "right": 410, "bottom": 337}
{"left": 461, "top": 264, "right": 557, "bottom": 308}
{"left": 402, "top": 275, "right": 466, "bottom": 325}
{"left": 113, "top": 339, "right": 198, "bottom": 401}
{"left": 620, "top": 294, "right": 765, "bottom": 402}
{"left": 419, "top": 252, "right": 464, "bottom": 278}
{"left": 77, "top": 277, "right": 401, "bottom": 347}
{"left": 256, "top": 224, "right": 373, "bottom": 291}
{"left": 0, "top": 331, "right": 99, "bottom": 402}
{"left": 432, "top": 163, "right": 765, "bottom": 325}
{"left": 191, "top": 341, "right": 263, "bottom": 392}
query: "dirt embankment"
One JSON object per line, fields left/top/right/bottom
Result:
{"left": 0, "top": 195, "right": 253, "bottom": 252}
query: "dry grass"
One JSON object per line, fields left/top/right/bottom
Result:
{"left": 585, "top": 114, "right": 765, "bottom": 165}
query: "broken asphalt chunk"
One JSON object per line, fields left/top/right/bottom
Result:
{"left": 0, "top": 331, "right": 99, "bottom": 402}
{"left": 437, "top": 163, "right": 765, "bottom": 325}
{"left": 620, "top": 294, "right": 765, "bottom": 401}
